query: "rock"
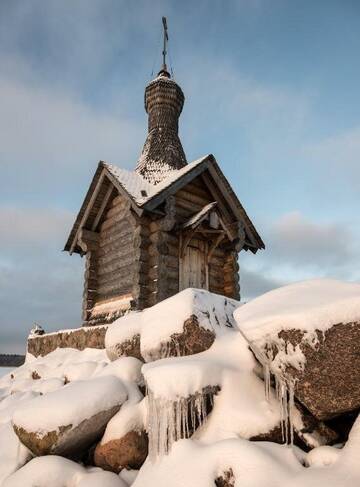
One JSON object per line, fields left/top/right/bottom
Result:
{"left": 105, "top": 314, "right": 143, "bottom": 362}
{"left": 94, "top": 430, "right": 148, "bottom": 473}
{"left": 12, "top": 376, "right": 127, "bottom": 458}
{"left": 107, "top": 333, "right": 142, "bottom": 362}
{"left": 94, "top": 396, "right": 147, "bottom": 472}
{"left": 215, "top": 469, "right": 235, "bottom": 487}
{"left": 250, "top": 394, "right": 338, "bottom": 449}
{"left": 144, "top": 314, "right": 215, "bottom": 362}
{"left": 27, "top": 324, "right": 108, "bottom": 358}
{"left": 270, "top": 323, "right": 360, "bottom": 420}
{"left": 234, "top": 280, "right": 360, "bottom": 421}
{"left": 140, "top": 289, "right": 238, "bottom": 362}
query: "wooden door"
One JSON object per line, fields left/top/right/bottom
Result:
{"left": 180, "top": 238, "right": 208, "bottom": 290}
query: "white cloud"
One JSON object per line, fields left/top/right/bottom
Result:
{"left": 240, "top": 211, "right": 360, "bottom": 300}
{"left": 269, "top": 211, "right": 356, "bottom": 269}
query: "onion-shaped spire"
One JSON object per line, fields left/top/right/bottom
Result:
{"left": 135, "top": 19, "right": 187, "bottom": 185}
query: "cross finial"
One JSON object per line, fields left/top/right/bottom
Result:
{"left": 162, "top": 16, "right": 169, "bottom": 72}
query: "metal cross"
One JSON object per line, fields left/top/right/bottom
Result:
{"left": 162, "top": 16, "right": 169, "bottom": 71}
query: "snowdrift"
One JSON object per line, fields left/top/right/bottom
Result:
{"left": 0, "top": 283, "right": 359, "bottom": 486}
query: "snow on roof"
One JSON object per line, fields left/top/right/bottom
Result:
{"left": 103, "top": 163, "right": 154, "bottom": 205}
{"left": 182, "top": 202, "right": 217, "bottom": 229}
{"left": 103, "top": 155, "right": 210, "bottom": 207}
{"left": 234, "top": 278, "right": 360, "bottom": 342}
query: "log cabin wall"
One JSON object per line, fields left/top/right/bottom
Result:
{"left": 84, "top": 194, "right": 149, "bottom": 325}
{"left": 82, "top": 174, "right": 242, "bottom": 325}
{"left": 148, "top": 211, "right": 180, "bottom": 307}
{"left": 174, "top": 177, "right": 240, "bottom": 300}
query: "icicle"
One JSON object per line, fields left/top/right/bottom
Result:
{"left": 146, "top": 386, "right": 217, "bottom": 461}
{"left": 248, "top": 341, "right": 296, "bottom": 447}
{"left": 264, "top": 362, "right": 271, "bottom": 401}
{"left": 272, "top": 373, "right": 296, "bottom": 446}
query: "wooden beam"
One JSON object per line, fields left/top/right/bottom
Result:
{"left": 180, "top": 228, "right": 197, "bottom": 257}
{"left": 200, "top": 172, "right": 234, "bottom": 225}
{"left": 91, "top": 184, "right": 114, "bottom": 231}
{"left": 207, "top": 164, "right": 260, "bottom": 249}
{"left": 70, "top": 169, "right": 106, "bottom": 254}
{"left": 208, "top": 233, "right": 225, "bottom": 261}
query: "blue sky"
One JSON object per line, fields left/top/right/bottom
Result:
{"left": 1, "top": 0, "right": 359, "bottom": 352}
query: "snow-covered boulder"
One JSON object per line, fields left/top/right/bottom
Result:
{"left": 234, "top": 279, "right": 360, "bottom": 420}
{"left": 2, "top": 455, "right": 127, "bottom": 487}
{"left": 105, "top": 289, "right": 239, "bottom": 363}
{"left": 0, "top": 422, "right": 32, "bottom": 484}
{"left": 12, "top": 376, "right": 127, "bottom": 457}
{"left": 143, "top": 331, "right": 285, "bottom": 458}
{"left": 94, "top": 374, "right": 148, "bottom": 472}
{"left": 95, "top": 429, "right": 148, "bottom": 473}
{"left": 105, "top": 313, "right": 143, "bottom": 362}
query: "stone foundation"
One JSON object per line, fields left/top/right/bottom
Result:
{"left": 27, "top": 325, "right": 108, "bottom": 358}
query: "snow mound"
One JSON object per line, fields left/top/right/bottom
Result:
{"left": 106, "top": 288, "right": 239, "bottom": 362}
{"left": 235, "top": 279, "right": 360, "bottom": 341}
{"left": 143, "top": 331, "right": 283, "bottom": 458}
{"left": 12, "top": 375, "right": 127, "bottom": 435}
{"left": 2, "top": 455, "right": 127, "bottom": 487}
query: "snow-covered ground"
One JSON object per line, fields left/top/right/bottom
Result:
{"left": 0, "top": 368, "right": 13, "bottom": 378}
{"left": 0, "top": 283, "right": 359, "bottom": 486}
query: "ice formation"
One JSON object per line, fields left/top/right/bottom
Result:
{"left": 147, "top": 386, "right": 217, "bottom": 460}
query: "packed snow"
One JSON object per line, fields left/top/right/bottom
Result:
{"left": 1, "top": 286, "right": 359, "bottom": 486}
{"left": 12, "top": 375, "right": 127, "bottom": 435}
{"left": 235, "top": 279, "right": 360, "bottom": 341}
{"left": 2, "top": 456, "right": 127, "bottom": 487}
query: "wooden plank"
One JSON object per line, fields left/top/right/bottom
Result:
{"left": 176, "top": 197, "right": 203, "bottom": 214}
{"left": 70, "top": 169, "right": 106, "bottom": 254}
{"left": 176, "top": 189, "right": 212, "bottom": 208}
{"left": 91, "top": 185, "right": 114, "bottom": 231}
{"left": 181, "top": 181, "right": 213, "bottom": 199}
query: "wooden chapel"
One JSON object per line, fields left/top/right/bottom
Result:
{"left": 64, "top": 24, "right": 264, "bottom": 326}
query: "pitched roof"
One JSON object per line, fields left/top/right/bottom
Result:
{"left": 103, "top": 155, "right": 208, "bottom": 207}
{"left": 64, "top": 154, "right": 265, "bottom": 254}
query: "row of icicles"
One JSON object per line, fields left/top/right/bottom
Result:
{"left": 146, "top": 345, "right": 296, "bottom": 461}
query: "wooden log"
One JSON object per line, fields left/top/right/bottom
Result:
{"left": 174, "top": 205, "right": 193, "bottom": 219}
{"left": 149, "top": 231, "right": 178, "bottom": 246}
{"left": 98, "top": 230, "right": 134, "bottom": 250}
{"left": 111, "top": 194, "right": 125, "bottom": 207}
{"left": 181, "top": 182, "right": 212, "bottom": 200}
{"left": 97, "top": 255, "right": 139, "bottom": 277}
{"left": 100, "top": 217, "right": 134, "bottom": 239}
{"left": 175, "top": 197, "right": 203, "bottom": 214}
{"left": 98, "top": 247, "right": 147, "bottom": 273}
{"left": 149, "top": 266, "right": 179, "bottom": 281}
{"left": 98, "top": 232, "right": 134, "bottom": 254}
{"left": 97, "top": 278, "right": 134, "bottom": 297}
{"left": 176, "top": 189, "right": 212, "bottom": 208}
{"left": 100, "top": 210, "right": 135, "bottom": 232}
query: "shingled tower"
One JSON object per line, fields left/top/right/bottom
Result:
{"left": 136, "top": 19, "right": 186, "bottom": 184}
{"left": 64, "top": 18, "right": 264, "bottom": 326}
